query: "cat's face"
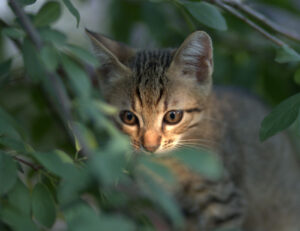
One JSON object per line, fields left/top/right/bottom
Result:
{"left": 87, "top": 30, "right": 213, "bottom": 153}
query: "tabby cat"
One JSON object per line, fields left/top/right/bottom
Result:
{"left": 86, "top": 29, "right": 300, "bottom": 231}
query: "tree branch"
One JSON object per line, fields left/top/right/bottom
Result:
{"left": 223, "top": 0, "right": 300, "bottom": 43}
{"left": 8, "top": 0, "right": 91, "bottom": 157}
{"left": 208, "top": 0, "right": 286, "bottom": 47}
{"left": 13, "top": 156, "right": 42, "bottom": 171}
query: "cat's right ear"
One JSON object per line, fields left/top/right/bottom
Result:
{"left": 85, "top": 29, "right": 135, "bottom": 82}
{"left": 169, "top": 31, "right": 213, "bottom": 87}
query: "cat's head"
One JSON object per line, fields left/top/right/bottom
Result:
{"left": 87, "top": 30, "right": 213, "bottom": 154}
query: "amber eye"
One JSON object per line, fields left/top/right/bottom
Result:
{"left": 120, "top": 110, "right": 138, "bottom": 125}
{"left": 163, "top": 110, "right": 183, "bottom": 125}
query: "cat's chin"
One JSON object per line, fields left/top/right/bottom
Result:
{"left": 139, "top": 147, "right": 176, "bottom": 156}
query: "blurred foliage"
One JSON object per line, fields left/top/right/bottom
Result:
{"left": 0, "top": 0, "right": 299, "bottom": 230}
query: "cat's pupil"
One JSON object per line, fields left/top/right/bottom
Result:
{"left": 127, "top": 112, "right": 133, "bottom": 121}
{"left": 170, "top": 112, "right": 176, "bottom": 120}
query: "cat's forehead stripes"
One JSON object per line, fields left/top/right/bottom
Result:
{"left": 130, "top": 49, "right": 174, "bottom": 108}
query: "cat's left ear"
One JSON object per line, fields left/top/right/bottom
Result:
{"left": 169, "top": 31, "right": 213, "bottom": 85}
{"left": 85, "top": 29, "right": 135, "bottom": 83}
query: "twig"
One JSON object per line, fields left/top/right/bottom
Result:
{"left": 8, "top": 0, "right": 43, "bottom": 49}
{"left": 13, "top": 156, "right": 42, "bottom": 171}
{"left": 208, "top": 0, "right": 286, "bottom": 47}
{"left": 223, "top": 0, "right": 300, "bottom": 43}
{"left": 8, "top": 0, "right": 91, "bottom": 157}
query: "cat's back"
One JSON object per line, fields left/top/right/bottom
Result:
{"left": 212, "top": 86, "right": 300, "bottom": 231}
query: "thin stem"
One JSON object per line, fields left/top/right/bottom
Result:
{"left": 13, "top": 156, "right": 41, "bottom": 171}
{"left": 8, "top": 0, "right": 43, "bottom": 49}
{"left": 223, "top": 0, "right": 300, "bottom": 43}
{"left": 8, "top": 0, "right": 91, "bottom": 157}
{"left": 209, "top": 0, "right": 286, "bottom": 47}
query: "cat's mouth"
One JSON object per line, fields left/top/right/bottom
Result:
{"left": 132, "top": 138, "right": 180, "bottom": 154}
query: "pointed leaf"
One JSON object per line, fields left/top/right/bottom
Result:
{"left": 32, "top": 183, "right": 56, "bottom": 228}
{"left": 62, "top": 0, "right": 80, "bottom": 27}
{"left": 8, "top": 180, "right": 31, "bottom": 216}
{"left": 0, "top": 151, "right": 17, "bottom": 195}
{"left": 61, "top": 54, "right": 91, "bottom": 99}
{"left": 260, "top": 93, "right": 300, "bottom": 141}
{"left": 2, "top": 28, "right": 25, "bottom": 39}
{"left": 16, "top": 0, "right": 36, "bottom": 6}
{"left": 0, "top": 205, "right": 38, "bottom": 231}
{"left": 275, "top": 45, "right": 300, "bottom": 63}
{"left": 172, "top": 148, "right": 223, "bottom": 180}
{"left": 181, "top": 1, "right": 227, "bottom": 31}
{"left": 66, "top": 44, "right": 99, "bottom": 67}
{"left": 34, "top": 1, "right": 62, "bottom": 27}
{"left": 40, "top": 45, "right": 59, "bottom": 71}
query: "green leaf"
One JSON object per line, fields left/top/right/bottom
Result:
{"left": 0, "top": 151, "right": 17, "bottom": 195}
{"left": 34, "top": 1, "right": 62, "bottom": 27}
{"left": 62, "top": 0, "right": 80, "bottom": 27}
{"left": 16, "top": 0, "right": 36, "bottom": 6}
{"left": 172, "top": 148, "right": 223, "bottom": 180}
{"left": 40, "top": 45, "right": 59, "bottom": 71}
{"left": 66, "top": 44, "right": 99, "bottom": 67}
{"left": 39, "top": 28, "right": 67, "bottom": 45}
{"left": 31, "top": 150, "right": 74, "bottom": 178}
{"left": 0, "top": 136, "right": 32, "bottom": 154}
{"left": 293, "top": 69, "right": 300, "bottom": 85}
{"left": 94, "top": 100, "right": 118, "bottom": 115}
{"left": 32, "top": 183, "right": 56, "bottom": 228}
{"left": 90, "top": 151, "right": 128, "bottom": 185}
{"left": 139, "top": 156, "right": 176, "bottom": 185}
{"left": 0, "top": 59, "right": 12, "bottom": 87}
{"left": 136, "top": 168, "right": 183, "bottom": 228}
{"left": 260, "top": 93, "right": 300, "bottom": 141}
{"left": 8, "top": 180, "right": 31, "bottom": 216}
{"left": 22, "top": 39, "right": 45, "bottom": 82}
{"left": 275, "top": 45, "right": 300, "bottom": 63}
{"left": 61, "top": 54, "right": 91, "bottom": 99}
{"left": 0, "top": 205, "right": 38, "bottom": 231}
{"left": 66, "top": 203, "right": 135, "bottom": 231}
{"left": 0, "top": 107, "right": 21, "bottom": 139}
{"left": 181, "top": 1, "right": 227, "bottom": 31}
{"left": 2, "top": 28, "right": 25, "bottom": 39}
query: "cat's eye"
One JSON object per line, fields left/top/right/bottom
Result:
{"left": 163, "top": 110, "right": 183, "bottom": 125}
{"left": 120, "top": 110, "right": 138, "bottom": 125}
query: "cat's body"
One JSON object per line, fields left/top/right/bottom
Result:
{"left": 86, "top": 30, "right": 300, "bottom": 231}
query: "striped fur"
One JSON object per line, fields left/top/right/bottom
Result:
{"left": 87, "top": 30, "right": 300, "bottom": 231}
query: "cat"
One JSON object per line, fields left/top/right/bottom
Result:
{"left": 86, "top": 29, "right": 300, "bottom": 231}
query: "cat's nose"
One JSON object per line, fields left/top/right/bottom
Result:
{"left": 142, "top": 130, "right": 161, "bottom": 153}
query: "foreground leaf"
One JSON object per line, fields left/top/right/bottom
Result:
{"left": 40, "top": 45, "right": 59, "bottom": 71}
{"left": 136, "top": 168, "right": 183, "bottom": 228}
{"left": 34, "top": 1, "right": 62, "bottom": 27}
{"left": 32, "top": 183, "right": 56, "bottom": 228}
{"left": 90, "top": 151, "right": 128, "bottom": 185}
{"left": 181, "top": 1, "right": 227, "bottom": 31}
{"left": 2, "top": 28, "right": 25, "bottom": 39}
{"left": 65, "top": 203, "right": 135, "bottom": 231}
{"left": 0, "top": 107, "right": 22, "bottom": 139}
{"left": 66, "top": 44, "right": 99, "bottom": 67}
{"left": 275, "top": 45, "right": 300, "bottom": 63}
{"left": 61, "top": 54, "right": 91, "bottom": 99}
{"left": 8, "top": 180, "right": 31, "bottom": 216}
{"left": 172, "top": 148, "right": 223, "bottom": 180}
{"left": 260, "top": 93, "right": 300, "bottom": 141}
{"left": 0, "top": 205, "right": 38, "bottom": 231}
{"left": 0, "top": 59, "right": 12, "bottom": 88}
{"left": 22, "top": 39, "right": 45, "bottom": 82}
{"left": 62, "top": 0, "right": 80, "bottom": 27}
{"left": 39, "top": 28, "right": 67, "bottom": 45}
{"left": 0, "top": 151, "right": 17, "bottom": 195}
{"left": 16, "top": 0, "right": 36, "bottom": 6}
